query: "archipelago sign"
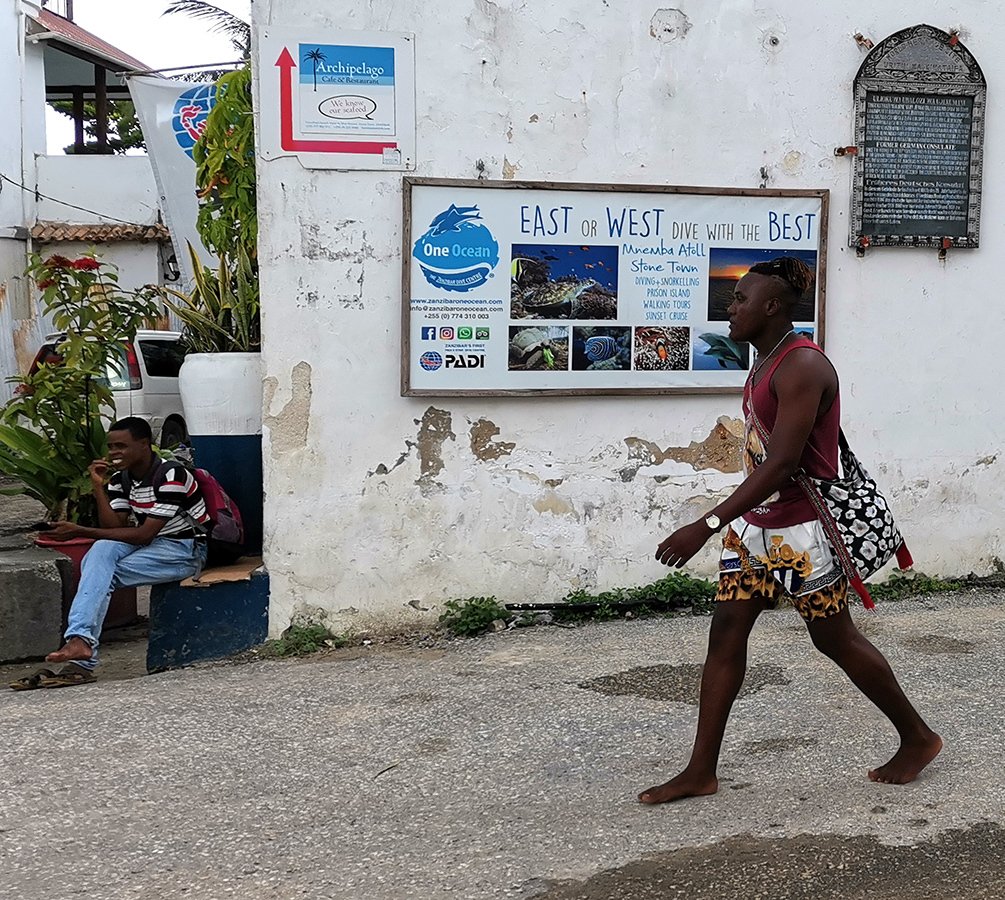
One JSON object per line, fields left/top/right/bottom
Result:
{"left": 403, "top": 179, "right": 828, "bottom": 397}
{"left": 257, "top": 27, "right": 415, "bottom": 170}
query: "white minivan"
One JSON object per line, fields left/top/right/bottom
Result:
{"left": 22, "top": 330, "right": 189, "bottom": 447}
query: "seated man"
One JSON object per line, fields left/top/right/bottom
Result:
{"left": 40, "top": 416, "right": 209, "bottom": 687}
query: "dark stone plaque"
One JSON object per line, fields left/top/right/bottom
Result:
{"left": 851, "top": 25, "right": 986, "bottom": 248}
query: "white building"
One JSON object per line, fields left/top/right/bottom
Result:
{"left": 253, "top": 2, "right": 1004, "bottom": 635}
{"left": 0, "top": 0, "right": 170, "bottom": 388}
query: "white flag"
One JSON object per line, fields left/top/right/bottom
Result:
{"left": 128, "top": 75, "right": 217, "bottom": 283}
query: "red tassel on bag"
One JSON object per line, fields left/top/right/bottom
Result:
{"left": 896, "top": 543, "right": 914, "bottom": 570}
{"left": 850, "top": 574, "right": 876, "bottom": 610}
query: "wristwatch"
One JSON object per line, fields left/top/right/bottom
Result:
{"left": 704, "top": 514, "right": 723, "bottom": 532}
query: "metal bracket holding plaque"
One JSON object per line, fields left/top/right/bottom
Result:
{"left": 850, "top": 24, "right": 986, "bottom": 249}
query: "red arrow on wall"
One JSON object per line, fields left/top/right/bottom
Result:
{"left": 275, "top": 48, "right": 398, "bottom": 155}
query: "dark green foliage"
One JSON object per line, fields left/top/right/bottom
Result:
{"left": 259, "top": 624, "right": 348, "bottom": 657}
{"left": 49, "top": 100, "right": 145, "bottom": 154}
{"left": 439, "top": 597, "right": 510, "bottom": 636}
{"left": 869, "top": 571, "right": 963, "bottom": 603}
{"left": 558, "top": 571, "right": 718, "bottom": 620}
{"left": 193, "top": 67, "right": 257, "bottom": 262}
{"left": 0, "top": 254, "right": 161, "bottom": 523}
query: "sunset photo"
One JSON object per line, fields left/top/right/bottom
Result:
{"left": 706, "top": 248, "right": 817, "bottom": 322}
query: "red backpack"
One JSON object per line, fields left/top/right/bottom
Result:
{"left": 191, "top": 468, "right": 245, "bottom": 566}
{"left": 124, "top": 460, "right": 245, "bottom": 566}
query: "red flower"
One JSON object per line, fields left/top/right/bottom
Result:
{"left": 37, "top": 279, "right": 55, "bottom": 289}
{"left": 70, "top": 257, "right": 101, "bottom": 271}
{"left": 44, "top": 254, "right": 72, "bottom": 268}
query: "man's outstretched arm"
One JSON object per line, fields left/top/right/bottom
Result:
{"left": 657, "top": 349, "right": 835, "bottom": 567}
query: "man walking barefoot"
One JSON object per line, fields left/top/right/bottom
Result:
{"left": 639, "top": 258, "right": 941, "bottom": 805}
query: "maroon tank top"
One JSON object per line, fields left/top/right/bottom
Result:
{"left": 742, "top": 337, "right": 840, "bottom": 528}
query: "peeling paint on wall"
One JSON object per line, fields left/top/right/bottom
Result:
{"left": 300, "top": 220, "right": 371, "bottom": 261}
{"left": 416, "top": 406, "right": 455, "bottom": 485}
{"left": 263, "top": 361, "right": 312, "bottom": 457}
{"left": 620, "top": 417, "right": 744, "bottom": 481}
{"left": 533, "top": 491, "right": 577, "bottom": 517}
{"left": 470, "top": 417, "right": 516, "bottom": 460}
{"left": 502, "top": 156, "right": 519, "bottom": 179}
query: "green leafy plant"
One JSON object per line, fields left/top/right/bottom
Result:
{"left": 558, "top": 571, "right": 718, "bottom": 621}
{"left": 440, "top": 596, "right": 511, "bottom": 637}
{"left": 194, "top": 66, "right": 256, "bottom": 262}
{"left": 161, "top": 244, "right": 260, "bottom": 353}
{"left": 0, "top": 254, "right": 161, "bottom": 523}
{"left": 259, "top": 623, "right": 349, "bottom": 658}
{"left": 160, "top": 65, "right": 259, "bottom": 355}
{"left": 868, "top": 571, "right": 964, "bottom": 603}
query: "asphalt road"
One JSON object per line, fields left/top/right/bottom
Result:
{"left": 3, "top": 589, "right": 1005, "bottom": 899}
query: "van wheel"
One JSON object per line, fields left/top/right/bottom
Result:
{"left": 161, "top": 419, "right": 188, "bottom": 449}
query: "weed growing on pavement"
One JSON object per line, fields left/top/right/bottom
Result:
{"left": 259, "top": 624, "right": 349, "bottom": 657}
{"left": 441, "top": 573, "right": 719, "bottom": 637}
{"left": 869, "top": 571, "right": 964, "bottom": 603}
{"left": 440, "top": 596, "right": 510, "bottom": 637}
{"left": 558, "top": 571, "right": 718, "bottom": 621}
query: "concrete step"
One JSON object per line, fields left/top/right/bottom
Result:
{"left": 0, "top": 537, "right": 70, "bottom": 663}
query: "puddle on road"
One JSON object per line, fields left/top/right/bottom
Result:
{"left": 578, "top": 663, "right": 789, "bottom": 705}
{"left": 741, "top": 735, "right": 818, "bottom": 754}
{"left": 528, "top": 823, "right": 1005, "bottom": 900}
{"left": 902, "top": 634, "right": 975, "bottom": 655}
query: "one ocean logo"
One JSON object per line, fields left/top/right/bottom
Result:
{"left": 413, "top": 205, "right": 500, "bottom": 293}
{"left": 172, "top": 84, "right": 216, "bottom": 159}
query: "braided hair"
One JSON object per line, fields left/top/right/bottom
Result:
{"left": 748, "top": 257, "right": 815, "bottom": 311}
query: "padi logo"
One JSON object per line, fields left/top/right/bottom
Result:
{"left": 413, "top": 205, "right": 500, "bottom": 293}
{"left": 419, "top": 351, "right": 442, "bottom": 371}
{"left": 445, "top": 354, "right": 485, "bottom": 369}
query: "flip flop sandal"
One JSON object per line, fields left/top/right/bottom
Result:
{"left": 8, "top": 669, "right": 55, "bottom": 691}
{"left": 38, "top": 667, "right": 97, "bottom": 688}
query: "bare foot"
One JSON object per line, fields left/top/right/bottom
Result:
{"left": 868, "top": 732, "right": 943, "bottom": 784}
{"left": 638, "top": 771, "right": 719, "bottom": 805}
{"left": 46, "top": 637, "right": 93, "bottom": 664}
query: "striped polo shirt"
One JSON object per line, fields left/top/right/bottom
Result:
{"left": 107, "top": 461, "right": 210, "bottom": 539}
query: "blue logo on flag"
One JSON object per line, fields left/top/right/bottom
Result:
{"left": 412, "top": 205, "right": 500, "bottom": 293}
{"left": 172, "top": 84, "right": 216, "bottom": 159}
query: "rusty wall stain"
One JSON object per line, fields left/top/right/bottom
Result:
{"left": 621, "top": 417, "right": 743, "bottom": 481}
{"left": 263, "top": 361, "right": 313, "bottom": 457}
{"left": 470, "top": 417, "right": 516, "bottom": 460}
{"left": 416, "top": 406, "right": 455, "bottom": 482}
{"left": 13, "top": 319, "right": 35, "bottom": 374}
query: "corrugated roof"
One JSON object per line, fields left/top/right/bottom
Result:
{"left": 31, "top": 9, "right": 149, "bottom": 72}
{"left": 31, "top": 222, "right": 170, "bottom": 243}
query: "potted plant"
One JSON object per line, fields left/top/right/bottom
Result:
{"left": 0, "top": 252, "right": 162, "bottom": 625}
{"left": 157, "top": 63, "right": 263, "bottom": 552}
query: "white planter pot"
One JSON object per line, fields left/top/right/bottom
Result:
{"left": 178, "top": 352, "right": 263, "bottom": 436}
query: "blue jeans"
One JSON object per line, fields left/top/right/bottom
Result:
{"left": 64, "top": 537, "right": 207, "bottom": 671}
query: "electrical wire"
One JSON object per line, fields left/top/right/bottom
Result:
{"left": 0, "top": 172, "right": 151, "bottom": 226}
{"left": 119, "top": 61, "right": 244, "bottom": 77}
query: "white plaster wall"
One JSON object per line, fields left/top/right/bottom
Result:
{"left": 33, "top": 241, "right": 162, "bottom": 292}
{"left": 35, "top": 156, "right": 160, "bottom": 225}
{"left": 255, "top": 1, "right": 1005, "bottom": 633}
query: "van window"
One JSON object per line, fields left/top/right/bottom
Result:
{"left": 139, "top": 340, "right": 185, "bottom": 378}
{"left": 104, "top": 348, "right": 132, "bottom": 392}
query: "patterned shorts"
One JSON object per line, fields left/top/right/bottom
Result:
{"left": 717, "top": 518, "right": 848, "bottom": 622}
